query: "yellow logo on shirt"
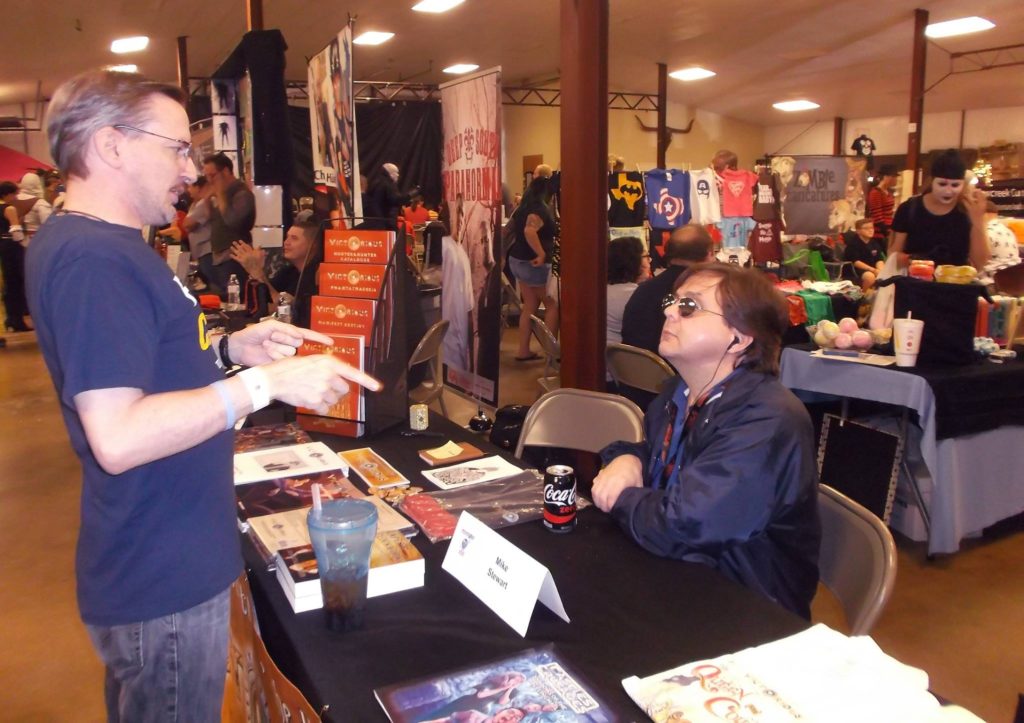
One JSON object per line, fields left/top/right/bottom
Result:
{"left": 198, "top": 313, "right": 211, "bottom": 350}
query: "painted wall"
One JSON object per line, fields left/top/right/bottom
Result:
{"left": 503, "top": 99, "right": 765, "bottom": 191}
{"left": 765, "top": 106, "right": 1024, "bottom": 158}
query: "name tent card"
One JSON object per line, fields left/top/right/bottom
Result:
{"left": 442, "top": 512, "right": 569, "bottom": 637}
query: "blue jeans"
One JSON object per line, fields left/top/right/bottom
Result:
{"left": 85, "top": 584, "right": 231, "bottom": 723}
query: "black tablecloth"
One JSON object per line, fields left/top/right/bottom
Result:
{"left": 789, "top": 343, "right": 1024, "bottom": 439}
{"left": 245, "top": 415, "right": 807, "bottom": 721}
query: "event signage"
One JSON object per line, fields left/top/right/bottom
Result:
{"left": 772, "top": 155, "right": 868, "bottom": 235}
{"left": 442, "top": 512, "right": 569, "bottom": 637}
{"left": 439, "top": 67, "right": 503, "bottom": 406}
{"left": 308, "top": 27, "right": 361, "bottom": 224}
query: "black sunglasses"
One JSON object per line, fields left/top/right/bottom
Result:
{"left": 660, "top": 294, "right": 726, "bottom": 318}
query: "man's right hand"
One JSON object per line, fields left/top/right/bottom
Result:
{"left": 261, "top": 354, "right": 382, "bottom": 415}
{"left": 591, "top": 454, "right": 644, "bottom": 512}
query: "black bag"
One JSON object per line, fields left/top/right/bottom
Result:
{"left": 489, "top": 404, "right": 530, "bottom": 451}
{"left": 889, "top": 277, "right": 990, "bottom": 366}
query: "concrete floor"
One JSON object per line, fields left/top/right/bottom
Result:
{"left": 1, "top": 326, "right": 1021, "bottom": 721}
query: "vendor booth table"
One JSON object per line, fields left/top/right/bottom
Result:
{"left": 780, "top": 346, "right": 1024, "bottom": 555}
{"left": 243, "top": 415, "right": 808, "bottom": 720}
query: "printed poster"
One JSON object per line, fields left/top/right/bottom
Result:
{"left": 308, "top": 26, "right": 361, "bottom": 226}
{"left": 773, "top": 155, "right": 868, "bottom": 235}
{"left": 440, "top": 67, "right": 503, "bottom": 406}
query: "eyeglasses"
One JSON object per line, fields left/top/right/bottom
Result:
{"left": 113, "top": 124, "right": 193, "bottom": 159}
{"left": 661, "top": 294, "right": 726, "bottom": 318}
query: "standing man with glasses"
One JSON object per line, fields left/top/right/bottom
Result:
{"left": 26, "top": 70, "right": 382, "bottom": 720}
{"left": 593, "top": 263, "right": 820, "bottom": 618}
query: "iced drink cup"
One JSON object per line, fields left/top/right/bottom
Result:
{"left": 893, "top": 318, "right": 925, "bottom": 367}
{"left": 307, "top": 499, "right": 378, "bottom": 632}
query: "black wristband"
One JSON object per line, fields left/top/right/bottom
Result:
{"left": 219, "top": 333, "right": 233, "bottom": 368}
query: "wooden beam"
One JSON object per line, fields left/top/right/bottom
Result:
{"left": 246, "top": 0, "right": 264, "bottom": 31}
{"left": 657, "top": 62, "right": 668, "bottom": 168}
{"left": 559, "top": 0, "right": 608, "bottom": 392}
{"left": 833, "top": 117, "right": 844, "bottom": 156}
{"left": 176, "top": 36, "right": 189, "bottom": 94}
{"left": 907, "top": 8, "right": 929, "bottom": 192}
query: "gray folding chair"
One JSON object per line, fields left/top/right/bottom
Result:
{"left": 817, "top": 484, "right": 898, "bottom": 635}
{"left": 529, "top": 314, "right": 561, "bottom": 393}
{"left": 606, "top": 342, "right": 677, "bottom": 394}
{"left": 514, "top": 388, "right": 644, "bottom": 458}
{"left": 408, "top": 319, "right": 450, "bottom": 417}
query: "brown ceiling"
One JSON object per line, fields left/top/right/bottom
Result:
{"left": 3, "top": 0, "right": 1023, "bottom": 126}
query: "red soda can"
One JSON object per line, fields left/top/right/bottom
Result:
{"left": 543, "top": 465, "right": 577, "bottom": 533}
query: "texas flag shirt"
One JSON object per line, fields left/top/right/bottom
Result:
{"left": 644, "top": 169, "right": 691, "bottom": 229}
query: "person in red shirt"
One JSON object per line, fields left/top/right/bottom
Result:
{"left": 866, "top": 164, "right": 898, "bottom": 245}
{"left": 402, "top": 194, "right": 431, "bottom": 228}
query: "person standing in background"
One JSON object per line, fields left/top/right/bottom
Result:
{"left": 867, "top": 164, "right": 898, "bottom": 246}
{"left": 182, "top": 176, "right": 214, "bottom": 286}
{"left": 0, "top": 180, "right": 31, "bottom": 331}
{"left": 14, "top": 171, "right": 52, "bottom": 239}
{"left": 203, "top": 152, "right": 254, "bottom": 295}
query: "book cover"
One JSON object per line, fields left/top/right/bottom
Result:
{"left": 296, "top": 334, "right": 365, "bottom": 423}
{"left": 275, "top": 531, "right": 425, "bottom": 609}
{"left": 375, "top": 646, "right": 620, "bottom": 722}
{"left": 233, "top": 442, "right": 348, "bottom": 486}
{"left": 309, "top": 295, "right": 376, "bottom": 340}
{"left": 236, "top": 470, "right": 355, "bottom": 521}
{"left": 341, "top": 447, "right": 410, "bottom": 489}
{"left": 420, "top": 455, "right": 523, "bottom": 491}
{"left": 233, "top": 423, "right": 312, "bottom": 453}
{"left": 318, "top": 262, "right": 388, "bottom": 299}
{"left": 417, "top": 441, "right": 486, "bottom": 467}
{"left": 324, "top": 228, "right": 395, "bottom": 265}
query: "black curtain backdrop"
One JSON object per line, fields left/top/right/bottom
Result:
{"left": 355, "top": 102, "right": 443, "bottom": 208}
{"left": 288, "top": 105, "right": 315, "bottom": 201}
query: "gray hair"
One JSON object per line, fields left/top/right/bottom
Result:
{"left": 46, "top": 70, "right": 186, "bottom": 179}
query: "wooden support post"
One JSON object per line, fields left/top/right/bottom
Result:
{"left": 833, "top": 117, "right": 844, "bottom": 156}
{"left": 246, "top": 0, "right": 264, "bottom": 32}
{"left": 176, "top": 36, "right": 189, "bottom": 94}
{"left": 907, "top": 8, "right": 929, "bottom": 192}
{"left": 559, "top": 0, "right": 609, "bottom": 392}
{"left": 657, "top": 62, "right": 668, "bottom": 168}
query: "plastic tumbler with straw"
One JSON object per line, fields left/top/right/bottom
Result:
{"left": 307, "top": 497, "right": 378, "bottom": 632}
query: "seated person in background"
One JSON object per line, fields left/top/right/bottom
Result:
{"left": 402, "top": 193, "right": 431, "bottom": 228}
{"left": 979, "top": 200, "right": 1021, "bottom": 286}
{"left": 621, "top": 223, "right": 713, "bottom": 355}
{"left": 842, "top": 218, "right": 886, "bottom": 290}
{"left": 890, "top": 149, "right": 988, "bottom": 269}
{"left": 593, "top": 263, "right": 821, "bottom": 618}
{"left": 606, "top": 236, "right": 650, "bottom": 345}
{"left": 230, "top": 220, "right": 322, "bottom": 327}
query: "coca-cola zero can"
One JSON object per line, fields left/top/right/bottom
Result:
{"left": 543, "top": 464, "right": 576, "bottom": 533}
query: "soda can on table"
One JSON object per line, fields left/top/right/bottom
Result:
{"left": 543, "top": 464, "right": 577, "bottom": 533}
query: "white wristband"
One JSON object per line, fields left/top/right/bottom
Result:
{"left": 238, "top": 367, "right": 272, "bottom": 412}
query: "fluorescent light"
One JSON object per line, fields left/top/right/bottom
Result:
{"left": 111, "top": 36, "right": 149, "bottom": 54}
{"left": 773, "top": 100, "right": 820, "bottom": 112}
{"left": 669, "top": 67, "right": 716, "bottom": 82}
{"left": 925, "top": 16, "right": 994, "bottom": 39}
{"left": 353, "top": 31, "right": 395, "bottom": 46}
{"left": 413, "top": 0, "right": 465, "bottom": 12}
{"left": 107, "top": 64, "right": 139, "bottom": 74}
{"left": 443, "top": 64, "right": 479, "bottom": 75}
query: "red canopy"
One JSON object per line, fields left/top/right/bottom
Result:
{"left": 0, "top": 144, "right": 52, "bottom": 184}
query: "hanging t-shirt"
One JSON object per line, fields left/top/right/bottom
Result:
{"left": 608, "top": 172, "right": 646, "bottom": 227}
{"left": 748, "top": 220, "right": 783, "bottom": 264}
{"left": 644, "top": 169, "right": 691, "bottom": 228}
{"left": 718, "top": 169, "right": 757, "bottom": 218}
{"left": 752, "top": 170, "right": 782, "bottom": 222}
{"left": 718, "top": 216, "right": 757, "bottom": 249}
{"left": 688, "top": 168, "right": 721, "bottom": 224}
{"left": 850, "top": 135, "right": 876, "bottom": 157}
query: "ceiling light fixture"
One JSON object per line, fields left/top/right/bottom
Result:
{"left": 353, "top": 31, "right": 395, "bottom": 46}
{"left": 111, "top": 36, "right": 149, "bottom": 54}
{"left": 669, "top": 67, "right": 716, "bottom": 82}
{"left": 773, "top": 100, "right": 820, "bottom": 112}
{"left": 107, "top": 64, "right": 140, "bottom": 73}
{"left": 443, "top": 64, "right": 479, "bottom": 75}
{"left": 413, "top": 0, "right": 466, "bottom": 12}
{"left": 925, "top": 16, "right": 994, "bottom": 39}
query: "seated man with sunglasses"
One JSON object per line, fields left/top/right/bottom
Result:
{"left": 593, "top": 263, "right": 820, "bottom": 618}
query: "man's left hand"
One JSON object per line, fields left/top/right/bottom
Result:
{"left": 227, "top": 320, "right": 333, "bottom": 367}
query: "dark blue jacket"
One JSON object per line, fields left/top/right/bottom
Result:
{"left": 600, "top": 367, "right": 820, "bottom": 618}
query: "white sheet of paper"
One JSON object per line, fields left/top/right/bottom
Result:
{"left": 442, "top": 512, "right": 569, "bottom": 637}
{"left": 421, "top": 455, "right": 523, "bottom": 490}
{"left": 233, "top": 442, "right": 349, "bottom": 485}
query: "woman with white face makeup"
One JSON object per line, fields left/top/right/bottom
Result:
{"left": 889, "top": 149, "right": 989, "bottom": 269}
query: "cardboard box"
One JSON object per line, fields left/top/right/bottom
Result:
{"left": 296, "top": 334, "right": 365, "bottom": 425}
{"left": 318, "top": 263, "right": 387, "bottom": 300}
{"left": 309, "top": 295, "right": 375, "bottom": 340}
{"left": 324, "top": 229, "right": 395, "bottom": 265}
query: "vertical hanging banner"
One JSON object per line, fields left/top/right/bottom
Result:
{"left": 774, "top": 155, "right": 868, "bottom": 235}
{"left": 308, "top": 27, "right": 361, "bottom": 226}
{"left": 440, "top": 67, "right": 503, "bottom": 406}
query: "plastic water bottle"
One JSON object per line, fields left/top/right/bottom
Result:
{"left": 277, "top": 294, "right": 292, "bottom": 324}
{"left": 227, "top": 274, "right": 240, "bottom": 306}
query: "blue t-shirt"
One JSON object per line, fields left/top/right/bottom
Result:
{"left": 26, "top": 214, "right": 241, "bottom": 626}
